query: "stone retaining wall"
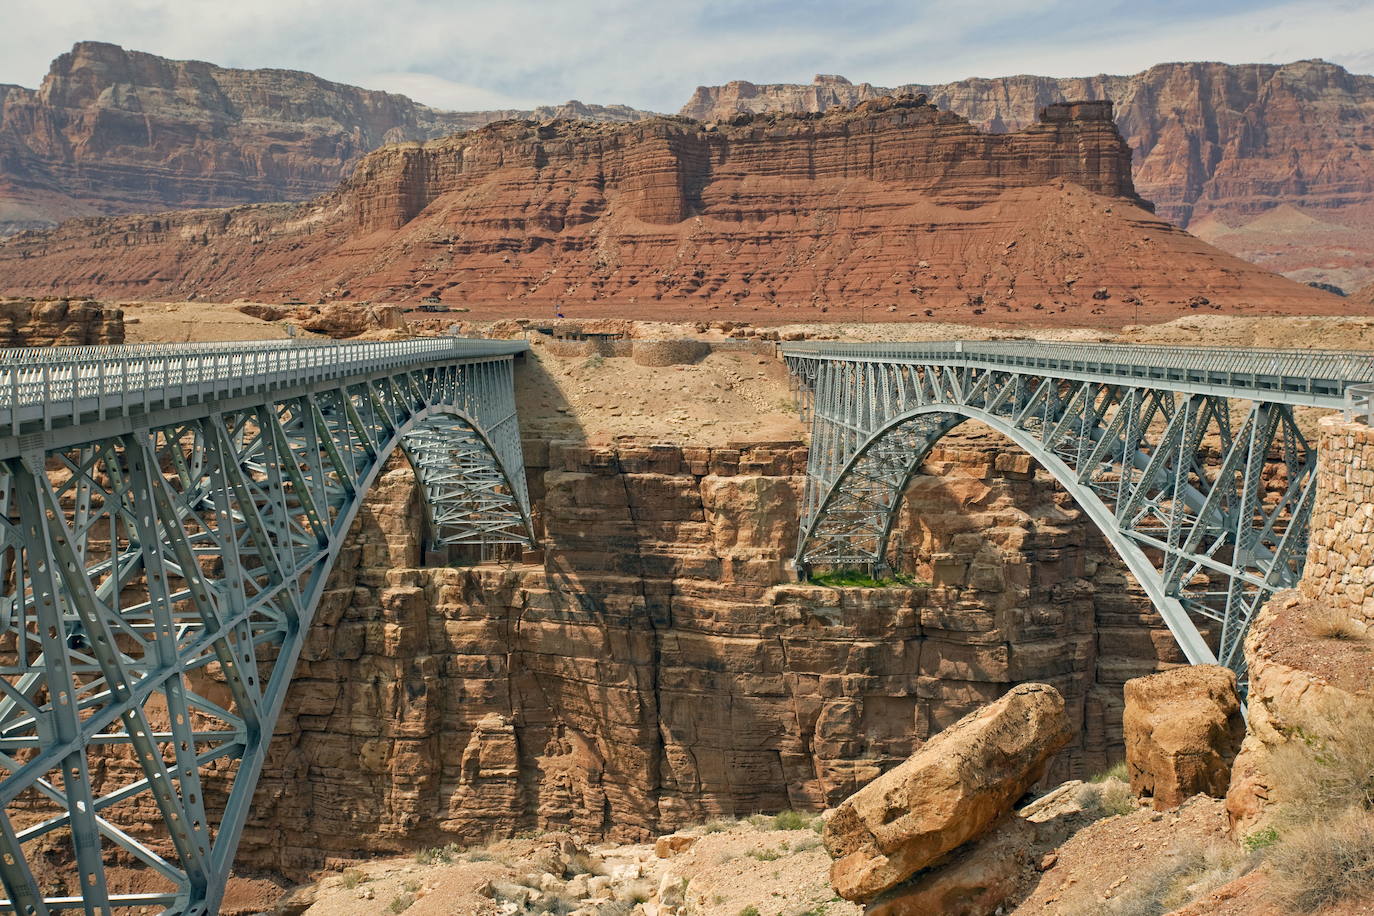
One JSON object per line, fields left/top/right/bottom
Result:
{"left": 1299, "top": 415, "right": 1374, "bottom": 630}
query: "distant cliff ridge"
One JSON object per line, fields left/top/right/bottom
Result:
{"left": 3, "top": 44, "right": 1371, "bottom": 291}
{"left": 681, "top": 62, "right": 1374, "bottom": 291}
{"left": 0, "top": 95, "right": 1342, "bottom": 324}
{"left": 0, "top": 41, "right": 658, "bottom": 232}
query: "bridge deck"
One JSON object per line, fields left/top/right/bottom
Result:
{"left": 781, "top": 340, "right": 1374, "bottom": 407}
{"left": 0, "top": 337, "right": 528, "bottom": 454}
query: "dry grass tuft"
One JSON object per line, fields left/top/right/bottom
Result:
{"left": 1269, "top": 810, "right": 1374, "bottom": 912}
{"left": 1268, "top": 712, "right": 1374, "bottom": 822}
{"left": 1065, "top": 841, "right": 1253, "bottom": 916}
{"left": 1306, "top": 607, "right": 1366, "bottom": 641}
{"left": 1083, "top": 778, "right": 1138, "bottom": 818}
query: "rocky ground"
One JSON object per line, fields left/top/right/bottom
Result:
{"left": 282, "top": 814, "right": 859, "bottom": 916}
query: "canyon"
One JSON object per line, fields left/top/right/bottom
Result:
{"left": 0, "top": 97, "right": 1342, "bottom": 323}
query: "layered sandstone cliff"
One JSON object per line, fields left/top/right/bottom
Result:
{"left": 0, "top": 97, "right": 1340, "bottom": 323}
{"left": 682, "top": 62, "right": 1374, "bottom": 291}
{"left": 222, "top": 421, "right": 1178, "bottom": 877}
{"left": 0, "top": 42, "right": 654, "bottom": 232}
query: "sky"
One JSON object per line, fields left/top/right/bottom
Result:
{"left": 1, "top": 0, "right": 1371, "bottom": 113}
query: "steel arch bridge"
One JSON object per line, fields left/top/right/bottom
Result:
{"left": 0, "top": 338, "right": 535, "bottom": 915}
{"left": 784, "top": 340, "right": 1374, "bottom": 684}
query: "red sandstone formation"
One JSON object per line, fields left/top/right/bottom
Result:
{"left": 0, "top": 42, "right": 654, "bottom": 233}
{"left": 0, "top": 97, "right": 1341, "bottom": 323}
{"left": 682, "top": 62, "right": 1374, "bottom": 292}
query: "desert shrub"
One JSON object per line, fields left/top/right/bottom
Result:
{"left": 401, "top": 879, "right": 420, "bottom": 893}
{"left": 617, "top": 879, "right": 654, "bottom": 904}
{"left": 790, "top": 834, "right": 824, "bottom": 853}
{"left": 532, "top": 891, "right": 580, "bottom": 915}
{"left": 581, "top": 354, "right": 605, "bottom": 370}
{"left": 413, "top": 842, "right": 462, "bottom": 865}
{"left": 386, "top": 894, "right": 414, "bottom": 914}
{"left": 772, "top": 809, "right": 815, "bottom": 831}
{"left": 563, "top": 849, "right": 603, "bottom": 877}
{"left": 340, "top": 868, "right": 367, "bottom": 889}
{"left": 1066, "top": 842, "right": 1251, "bottom": 916}
{"left": 1306, "top": 607, "right": 1365, "bottom": 641}
{"left": 1268, "top": 712, "right": 1374, "bottom": 822}
{"left": 738, "top": 908, "right": 761, "bottom": 916}
{"left": 1083, "top": 778, "right": 1137, "bottom": 817}
{"left": 1243, "top": 826, "right": 1280, "bottom": 852}
{"left": 748, "top": 847, "right": 783, "bottom": 861}
{"left": 703, "top": 818, "right": 737, "bottom": 834}
{"left": 745, "top": 813, "right": 773, "bottom": 828}
{"left": 1269, "top": 810, "right": 1374, "bottom": 912}
{"left": 1090, "top": 760, "right": 1129, "bottom": 783}
{"left": 595, "top": 905, "right": 635, "bottom": 916}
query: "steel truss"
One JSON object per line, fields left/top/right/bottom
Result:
{"left": 0, "top": 341, "right": 534, "bottom": 915}
{"left": 785, "top": 341, "right": 1374, "bottom": 685}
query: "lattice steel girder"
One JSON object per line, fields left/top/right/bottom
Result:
{"left": 785, "top": 341, "right": 1374, "bottom": 690}
{"left": 0, "top": 342, "right": 535, "bottom": 915}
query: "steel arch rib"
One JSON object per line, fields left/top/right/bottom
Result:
{"left": 799, "top": 404, "right": 1217, "bottom": 667}
{"left": 202, "top": 400, "right": 534, "bottom": 911}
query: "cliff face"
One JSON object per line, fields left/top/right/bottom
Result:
{"left": 681, "top": 63, "right": 1374, "bottom": 291}
{"left": 0, "top": 42, "right": 654, "bottom": 232}
{"left": 227, "top": 427, "right": 1175, "bottom": 877}
{"left": 0, "top": 97, "right": 1341, "bottom": 323}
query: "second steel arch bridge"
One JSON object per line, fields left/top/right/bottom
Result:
{"left": 784, "top": 340, "right": 1374, "bottom": 685}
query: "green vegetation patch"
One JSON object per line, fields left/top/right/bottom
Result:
{"left": 808, "top": 569, "right": 925, "bottom": 588}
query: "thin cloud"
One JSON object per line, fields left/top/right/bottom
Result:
{"left": 0, "top": 0, "right": 1367, "bottom": 113}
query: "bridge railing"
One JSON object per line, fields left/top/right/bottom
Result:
{"left": 1345, "top": 383, "right": 1374, "bottom": 425}
{"left": 0, "top": 337, "right": 528, "bottom": 436}
{"left": 782, "top": 340, "right": 1374, "bottom": 404}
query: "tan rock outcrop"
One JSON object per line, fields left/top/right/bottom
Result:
{"left": 1123, "top": 665, "right": 1244, "bottom": 810}
{"left": 0, "top": 297, "right": 123, "bottom": 346}
{"left": 822, "top": 682, "right": 1071, "bottom": 901}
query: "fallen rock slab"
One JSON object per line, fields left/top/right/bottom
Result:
{"left": 865, "top": 815, "right": 1036, "bottom": 916}
{"left": 822, "top": 682, "right": 1072, "bottom": 902}
{"left": 1124, "top": 664, "right": 1244, "bottom": 810}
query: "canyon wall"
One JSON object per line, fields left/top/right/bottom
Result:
{"left": 0, "top": 97, "right": 1341, "bottom": 323}
{"left": 233, "top": 426, "right": 1176, "bottom": 878}
{"left": 0, "top": 42, "right": 654, "bottom": 233}
{"left": 681, "top": 63, "right": 1374, "bottom": 292}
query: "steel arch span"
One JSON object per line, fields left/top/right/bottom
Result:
{"left": 0, "top": 339, "right": 535, "bottom": 915}
{"left": 785, "top": 340, "right": 1374, "bottom": 687}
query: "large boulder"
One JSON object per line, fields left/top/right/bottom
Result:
{"left": 822, "top": 682, "right": 1072, "bottom": 902}
{"left": 1124, "top": 664, "right": 1244, "bottom": 810}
